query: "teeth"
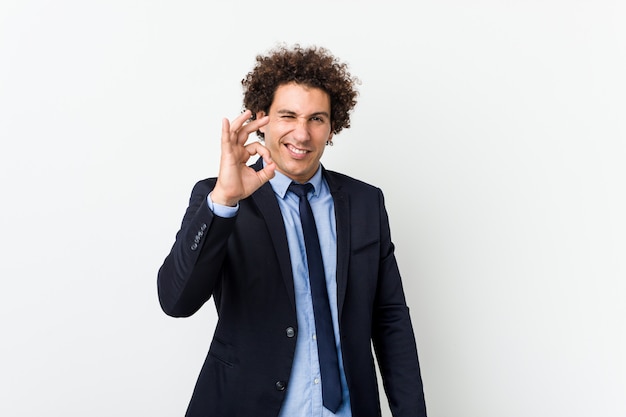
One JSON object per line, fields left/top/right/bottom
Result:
{"left": 288, "top": 144, "right": 307, "bottom": 154}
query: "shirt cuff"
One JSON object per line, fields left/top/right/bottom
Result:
{"left": 207, "top": 192, "right": 239, "bottom": 218}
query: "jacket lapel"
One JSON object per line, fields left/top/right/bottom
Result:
{"left": 324, "top": 169, "right": 350, "bottom": 320}
{"left": 249, "top": 158, "right": 296, "bottom": 313}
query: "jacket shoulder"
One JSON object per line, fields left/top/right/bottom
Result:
{"left": 324, "top": 169, "right": 383, "bottom": 195}
{"left": 190, "top": 177, "right": 218, "bottom": 194}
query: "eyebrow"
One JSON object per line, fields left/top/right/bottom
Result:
{"left": 276, "top": 109, "right": 330, "bottom": 119}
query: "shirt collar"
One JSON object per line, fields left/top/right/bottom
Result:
{"left": 265, "top": 162, "right": 323, "bottom": 199}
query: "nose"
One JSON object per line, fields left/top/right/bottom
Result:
{"left": 291, "top": 118, "right": 310, "bottom": 141}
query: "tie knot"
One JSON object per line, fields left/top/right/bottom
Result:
{"left": 288, "top": 182, "right": 314, "bottom": 198}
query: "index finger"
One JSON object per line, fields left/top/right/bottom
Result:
{"left": 236, "top": 115, "right": 269, "bottom": 145}
{"left": 228, "top": 109, "right": 253, "bottom": 132}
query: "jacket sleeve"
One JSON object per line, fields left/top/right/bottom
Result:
{"left": 157, "top": 179, "right": 236, "bottom": 317}
{"left": 371, "top": 189, "right": 428, "bottom": 417}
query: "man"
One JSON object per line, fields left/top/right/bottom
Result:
{"left": 158, "top": 44, "right": 427, "bottom": 417}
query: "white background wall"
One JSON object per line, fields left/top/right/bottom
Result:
{"left": 1, "top": 1, "right": 625, "bottom": 416}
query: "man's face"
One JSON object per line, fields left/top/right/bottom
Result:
{"left": 257, "top": 83, "right": 333, "bottom": 184}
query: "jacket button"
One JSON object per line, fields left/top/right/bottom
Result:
{"left": 275, "top": 381, "right": 286, "bottom": 391}
{"left": 286, "top": 327, "right": 295, "bottom": 338}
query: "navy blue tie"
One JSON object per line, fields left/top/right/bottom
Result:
{"left": 288, "top": 182, "right": 342, "bottom": 413}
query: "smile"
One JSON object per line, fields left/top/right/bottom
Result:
{"left": 286, "top": 144, "right": 308, "bottom": 155}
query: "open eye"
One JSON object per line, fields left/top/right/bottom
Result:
{"left": 311, "top": 115, "right": 327, "bottom": 123}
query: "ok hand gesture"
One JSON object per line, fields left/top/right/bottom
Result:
{"left": 211, "top": 110, "right": 276, "bottom": 206}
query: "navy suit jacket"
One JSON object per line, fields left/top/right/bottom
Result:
{"left": 158, "top": 159, "right": 427, "bottom": 417}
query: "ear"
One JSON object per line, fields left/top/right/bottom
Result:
{"left": 256, "top": 111, "right": 267, "bottom": 133}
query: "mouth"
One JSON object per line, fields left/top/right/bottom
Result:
{"left": 286, "top": 144, "right": 309, "bottom": 156}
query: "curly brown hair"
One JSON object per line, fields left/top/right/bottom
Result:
{"left": 242, "top": 44, "right": 359, "bottom": 138}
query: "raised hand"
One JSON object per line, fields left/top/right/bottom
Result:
{"left": 211, "top": 110, "right": 276, "bottom": 206}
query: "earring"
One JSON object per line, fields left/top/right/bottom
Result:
{"left": 326, "top": 140, "right": 334, "bottom": 146}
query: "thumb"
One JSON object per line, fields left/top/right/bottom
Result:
{"left": 258, "top": 160, "right": 276, "bottom": 184}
